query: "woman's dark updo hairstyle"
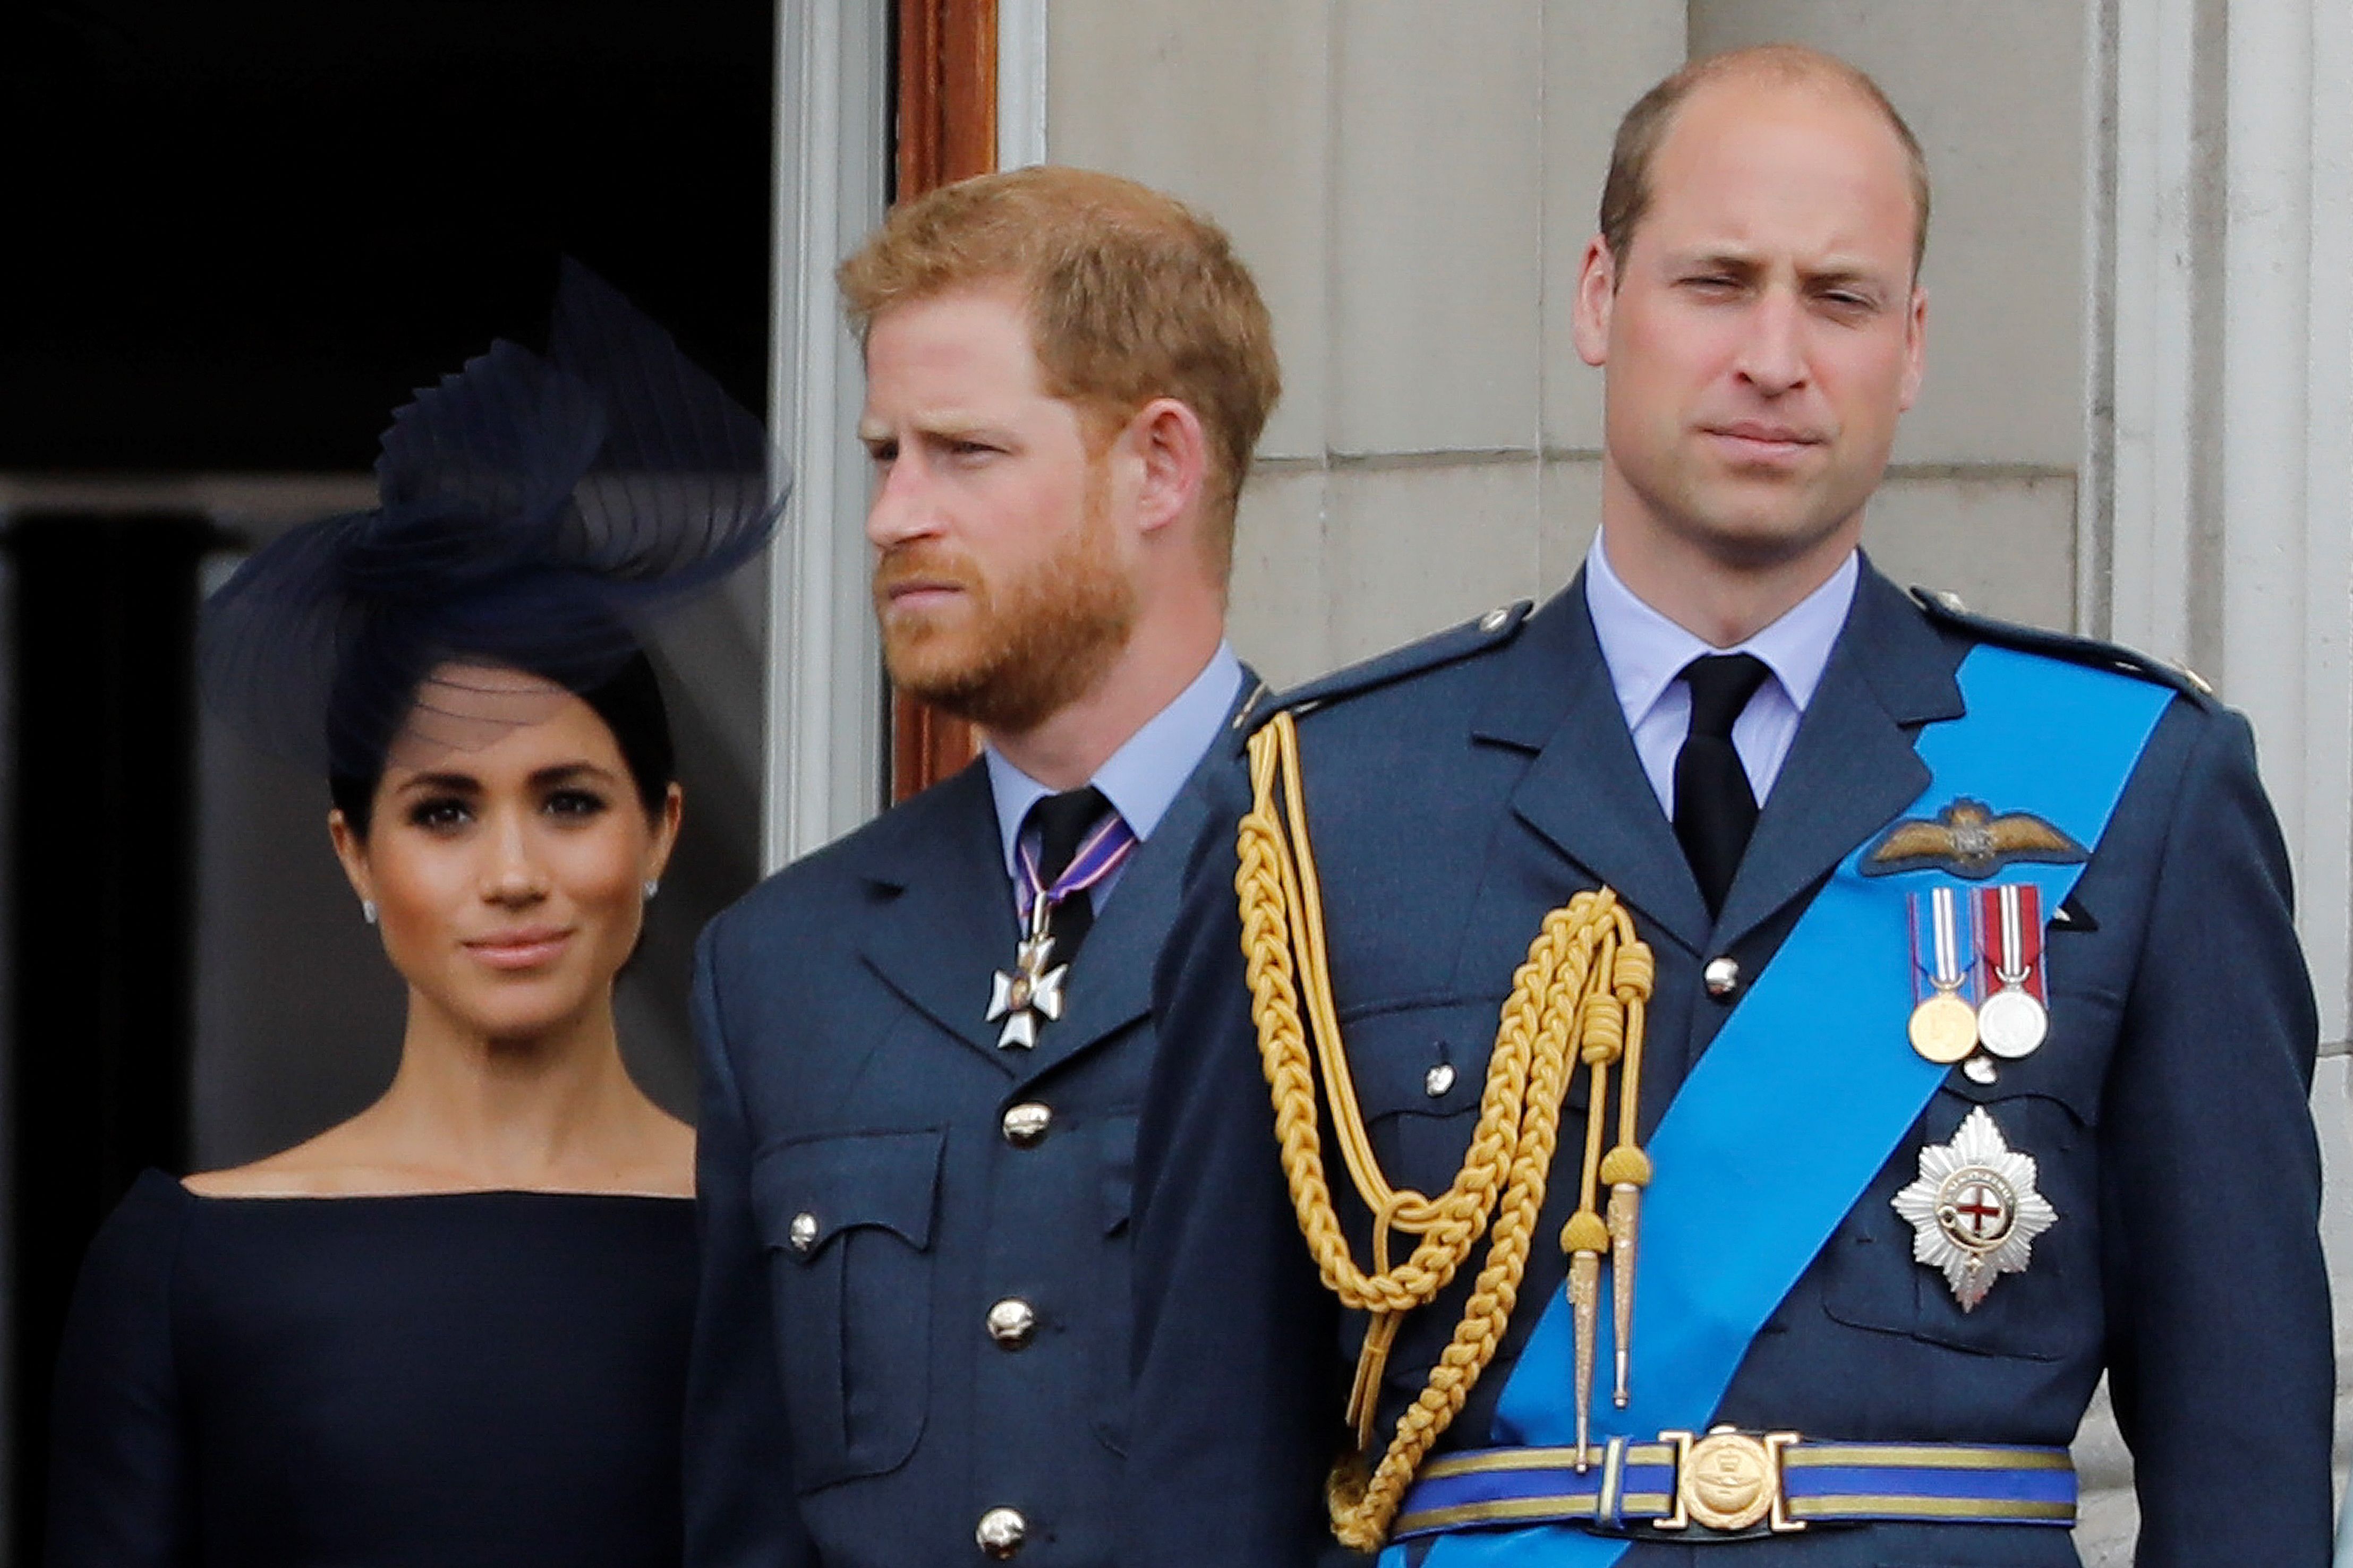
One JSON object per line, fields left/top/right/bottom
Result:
{"left": 197, "top": 263, "right": 782, "bottom": 806}
{"left": 326, "top": 647, "right": 676, "bottom": 839}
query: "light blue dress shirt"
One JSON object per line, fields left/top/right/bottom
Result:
{"left": 1583, "top": 533, "right": 1858, "bottom": 817}
{"left": 983, "top": 642, "right": 1245, "bottom": 911}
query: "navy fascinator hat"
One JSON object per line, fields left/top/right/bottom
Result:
{"left": 200, "top": 262, "right": 786, "bottom": 779}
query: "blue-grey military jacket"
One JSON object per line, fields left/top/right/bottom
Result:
{"left": 1124, "top": 565, "right": 2335, "bottom": 1567}
{"left": 687, "top": 696, "right": 1250, "bottom": 1568}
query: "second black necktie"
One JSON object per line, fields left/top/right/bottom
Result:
{"left": 1672, "top": 653, "right": 1771, "bottom": 916}
{"left": 1027, "top": 785, "right": 1114, "bottom": 964}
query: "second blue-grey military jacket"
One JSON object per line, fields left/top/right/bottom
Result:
{"left": 1124, "top": 564, "right": 2335, "bottom": 1567}
{"left": 686, "top": 692, "right": 1248, "bottom": 1568}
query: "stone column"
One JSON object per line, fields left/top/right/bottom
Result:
{"left": 764, "top": 0, "right": 891, "bottom": 868}
{"left": 2092, "top": 0, "right": 2353, "bottom": 1544}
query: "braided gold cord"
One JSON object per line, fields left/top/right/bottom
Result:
{"left": 1237, "top": 712, "right": 1653, "bottom": 1549}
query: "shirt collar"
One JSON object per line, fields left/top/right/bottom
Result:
{"left": 984, "top": 642, "right": 1245, "bottom": 878}
{"left": 1582, "top": 531, "right": 1857, "bottom": 729}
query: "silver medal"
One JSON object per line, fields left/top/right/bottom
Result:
{"left": 1974, "top": 884, "right": 2048, "bottom": 1060}
{"left": 1976, "top": 987, "right": 2047, "bottom": 1059}
{"left": 985, "top": 920, "right": 1067, "bottom": 1050}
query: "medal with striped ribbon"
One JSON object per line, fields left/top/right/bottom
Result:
{"left": 985, "top": 812, "right": 1137, "bottom": 1049}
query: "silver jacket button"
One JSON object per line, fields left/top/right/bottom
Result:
{"left": 976, "top": 1506, "right": 1028, "bottom": 1558}
{"left": 1001, "top": 1102, "right": 1053, "bottom": 1147}
{"left": 1423, "top": 1061, "right": 1457, "bottom": 1097}
{"left": 787, "top": 1211, "right": 819, "bottom": 1254}
{"left": 986, "top": 1297, "right": 1037, "bottom": 1349}
{"left": 1703, "top": 955, "right": 1741, "bottom": 998}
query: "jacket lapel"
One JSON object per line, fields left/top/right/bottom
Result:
{"left": 856, "top": 764, "right": 1026, "bottom": 1069}
{"left": 1475, "top": 585, "right": 1715, "bottom": 956}
{"left": 1711, "top": 563, "right": 1965, "bottom": 949}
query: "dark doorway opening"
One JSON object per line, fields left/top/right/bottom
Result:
{"left": 4, "top": 513, "right": 212, "bottom": 1564}
{"left": 0, "top": 4, "right": 774, "bottom": 1557}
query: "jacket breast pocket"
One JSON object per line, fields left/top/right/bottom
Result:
{"left": 1337, "top": 996, "right": 1594, "bottom": 1385}
{"left": 1819, "top": 984, "right": 2117, "bottom": 1364}
{"left": 752, "top": 1127, "right": 943, "bottom": 1492}
{"left": 1340, "top": 996, "right": 1579, "bottom": 1209}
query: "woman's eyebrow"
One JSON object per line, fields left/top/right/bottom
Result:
{"left": 530, "top": 761, "right": 620, "bottom": 787}
{"left": 395, "top": 770, "right": 481, "bottom": 795}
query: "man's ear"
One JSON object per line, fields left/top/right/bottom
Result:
{"left": 1571, "top": 235, "right": 1616, "bottom": 368}
{"left": 1898, "top": 283, "right": 1928, "bottom": 411}
{"left": 1126, "top": 397, "right": 1208, "bottom": 538}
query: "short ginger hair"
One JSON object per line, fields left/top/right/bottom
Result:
{"left": 839, "top": 166, "right": 1281, "bottom": 577}
{"left": 1600, "top": 44, "right": 1932, "bottom": 280}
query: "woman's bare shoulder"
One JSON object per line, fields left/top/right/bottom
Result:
{"left": 185, "top": 1124, "right": 374, "bottom": 1194}
{"left": 181, "top": 1120, "right": 428, "bottom": 1198}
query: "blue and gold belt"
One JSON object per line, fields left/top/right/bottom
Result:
{"left": 1394, "top": 1430, "right": 2076, "bottom": 1541}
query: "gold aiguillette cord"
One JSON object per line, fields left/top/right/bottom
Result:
{"left": 1235, "top": 710, "right": 1653, "bottom": 1546}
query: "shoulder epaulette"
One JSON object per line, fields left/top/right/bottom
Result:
{"left": 1239, "top": 600, "right": 1534, "bottom": 735}
{"left": 1908, "top": 586, "right": 2216, "bottom": 706}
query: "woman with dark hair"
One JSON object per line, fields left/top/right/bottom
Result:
{"left": 44, "top": 265, "right": 781, "bottom": 1568}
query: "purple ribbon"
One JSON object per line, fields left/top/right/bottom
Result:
{"left": 1015, "top": 810, "right": 1137, "bottom": 926}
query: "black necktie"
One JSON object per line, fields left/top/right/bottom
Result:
{"left": 1027, "top": 786, "right": 1113, "bottom": 964}
{"left": 1673, "top": 653, "right": 1771, "bottom": 916}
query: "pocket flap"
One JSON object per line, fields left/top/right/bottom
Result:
{"left": 1332, "top": 996, "right": 1568, "bottom": 1120}
{"left": 753, "top": 1127, "right": 945, "bottom": 1258}
{"left": 1938, "top": 984, "right": 2118, "bottom": 1127}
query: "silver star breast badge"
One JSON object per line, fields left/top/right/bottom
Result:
{"left": 985, "top": 935, "right": 1068, "bottom": 1050}
{"left": 1891, "top": 1105, "right": 2058, "bottom": 1311}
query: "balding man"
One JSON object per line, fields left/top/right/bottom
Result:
{"left": 1123, "top": 46, "right": 2333, "bottom": 1567}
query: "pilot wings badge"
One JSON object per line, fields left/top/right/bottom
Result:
{"left": 1863, "top": 798, "right": 2087, "bottom": 880}
{"left": 1891, "top": 1107, "right": 2058, "bottom": 1311}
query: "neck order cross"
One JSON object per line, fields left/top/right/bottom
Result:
{"left": 985, "top": 793, "right": 1135, "bottom": 1050}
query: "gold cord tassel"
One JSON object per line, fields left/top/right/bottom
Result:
{"left": 1559, "top": 951, "right": 1625, "bottom": 1466}
{"left": 1237, "top": 712, "right": 1653, "bottom": 1549}
{"left": 1559, "top": 1212, "right": 1609, "bottom": 1467}
{"left": 1600, "top": 944, "right": 1654, "bottom": 1409}
{"left": 1605, "top": 1177, "right": 1644, "bottom": 1405}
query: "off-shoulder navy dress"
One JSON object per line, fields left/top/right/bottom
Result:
{"left": 46, "top": 1169, "right": 697, "bottom": 1567}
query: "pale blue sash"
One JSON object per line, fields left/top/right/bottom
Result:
{"left": 1407, "top": 646, "right": 2172, "bottom": 1567}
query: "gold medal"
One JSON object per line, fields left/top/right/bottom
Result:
{"left": 1907, "top": 886, "right": 1980, "bottom": 1065}
{"left": 1909, "top": 991, "right": 1980, "bottom": 1063}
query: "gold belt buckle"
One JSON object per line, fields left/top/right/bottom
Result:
{"left": 1656, "top": 1426, "right": 1803, "bottom": 1535}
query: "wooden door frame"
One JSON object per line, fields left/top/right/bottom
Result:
{"left": 889, "top": 0, "right": 997, "bottom": 799}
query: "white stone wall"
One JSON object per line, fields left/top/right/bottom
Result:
{"left": 1050, "top": 0, "right": 1683, "bottom": 688}
{"left": 1690, "top": 1, "right": 2091, "bottom": 637}
{"left": 1043, "top": 0, "right": 2351, "bottom": 1549}
{"left": 1049, "top": 1, "right": 2099, "bottom": 685}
